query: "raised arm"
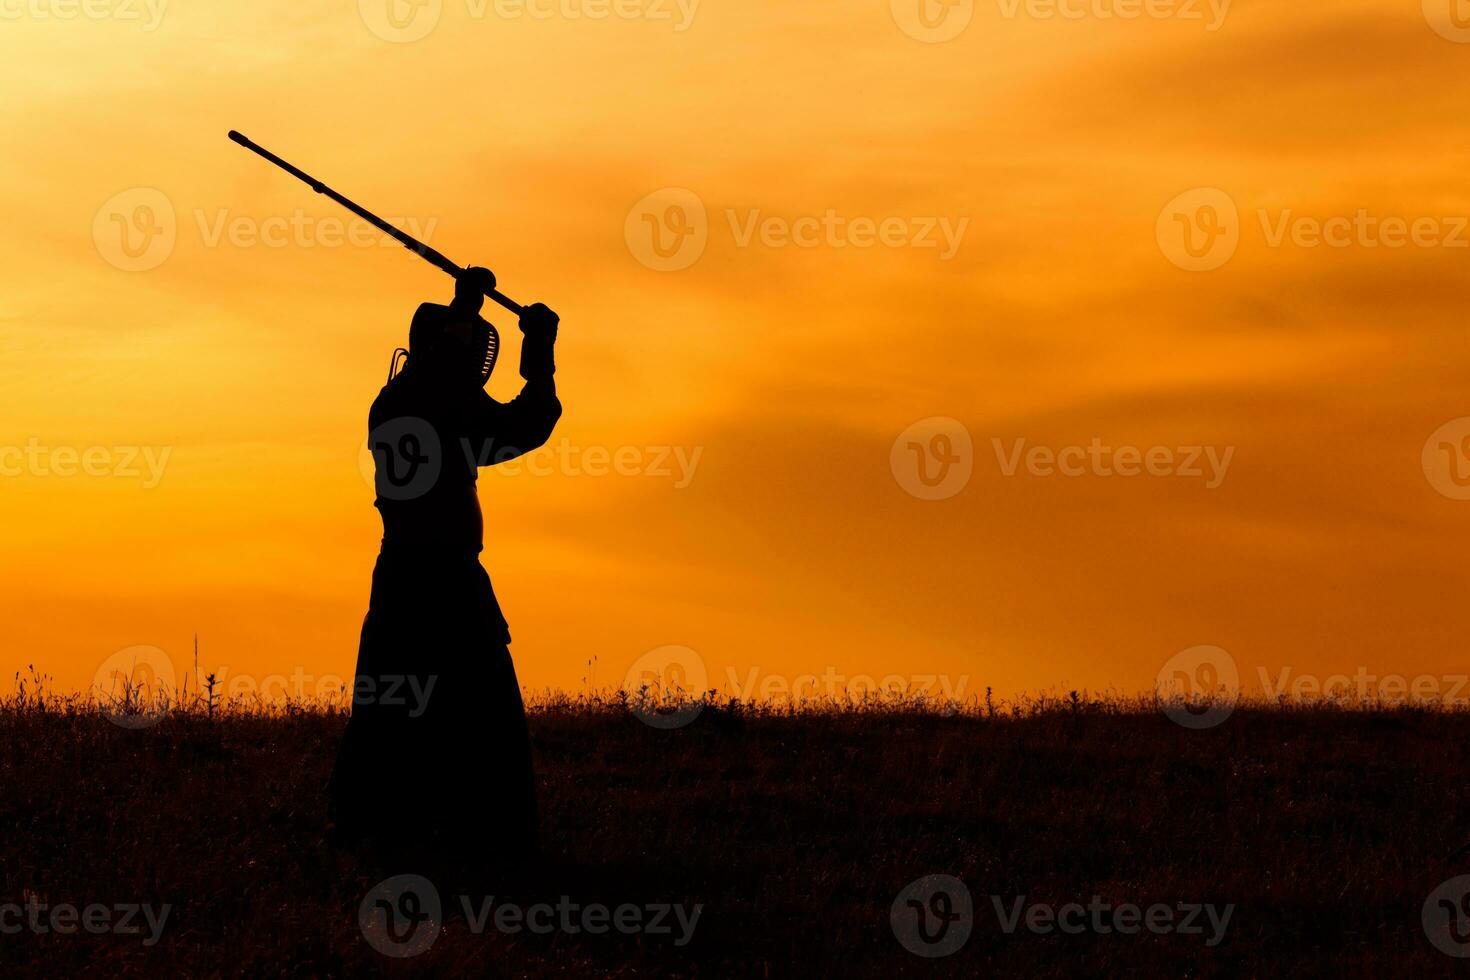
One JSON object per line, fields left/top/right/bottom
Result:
{"left": 465, "top": 303, "right": 562, "bottom": 466}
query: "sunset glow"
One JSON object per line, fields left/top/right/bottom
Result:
{"left": 5, "top": 0, "right": 1470, "bottom": 706}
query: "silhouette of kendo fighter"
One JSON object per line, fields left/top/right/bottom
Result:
{"left": 329, "top": 267, "right": 561, "bottom": 863}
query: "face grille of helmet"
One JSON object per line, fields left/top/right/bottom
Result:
{"left": 476, "top": 319, "right": 500, "bottom": 385}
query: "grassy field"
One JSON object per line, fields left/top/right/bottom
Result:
{"left": 1, "top": 684, "right": 1468, "bottom": 976}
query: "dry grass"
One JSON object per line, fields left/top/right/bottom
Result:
{"left": 0, "top": 671, "right": 1467, "bottom": 975}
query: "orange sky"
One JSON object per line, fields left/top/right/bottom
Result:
{"left": 4, "top": 0, "right": 1470, "bottom": 706}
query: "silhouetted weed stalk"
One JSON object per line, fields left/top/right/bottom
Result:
{"left": 8, "top": 664, "right": 352, "bottom": 721}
